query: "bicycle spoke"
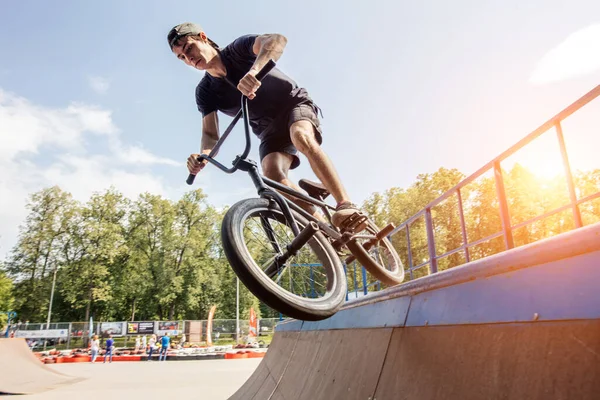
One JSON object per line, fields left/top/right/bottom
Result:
{"left": 242, "top": 211, "right": 332, "bottom": 299}
{"left": 260, "top": 254, "right": 279, "bottom": 270}
{"left": 260, "top": 213, "right": 283, "bottom": 255}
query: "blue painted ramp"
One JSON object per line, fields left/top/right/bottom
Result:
{"left": 230, "top": 223, "right": 600, "bottom": 400}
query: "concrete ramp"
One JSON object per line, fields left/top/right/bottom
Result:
{"left": 230, "top": 223, "right": 600, "bottom": 400}
{"left": 0, "top": 338, "right": 82, "bottom": 394}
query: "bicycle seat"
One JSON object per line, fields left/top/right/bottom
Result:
{"left": 299, "top": 179, "right": 330, "bottom": 200}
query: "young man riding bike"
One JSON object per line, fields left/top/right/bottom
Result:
{"left": 168, "top": 22, "right": 365, "bottom": 230}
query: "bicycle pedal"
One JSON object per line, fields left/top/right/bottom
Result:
{"left": 339, "top": 213, "right": 368, "bottom": 233}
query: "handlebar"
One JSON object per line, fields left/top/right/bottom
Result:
{"left": 254, "top": 59, "right": 277, "bottom": 80}
{"left": 186, "top": 59, "right": 277, "bottom": 185}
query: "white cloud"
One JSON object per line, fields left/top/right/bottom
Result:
{"left": 66, "top": 103, "right": 117, "bottom": 135}
{"left": 530, "top": 24, "right": 600, "bottom": 85}
{"left": 112, "top": 143, "right": 181, "bottom": 166}
{"left": 89, "top": 76, "right": 110, "bottom": 94}
{"left": 0, "top": 89, "right": 179, "bottom": 258}
{"left": 0, "top": 90, "right": 118, "bottom": 160}
{"left": 42, "top": 154, "right": 169, "bottom": 200}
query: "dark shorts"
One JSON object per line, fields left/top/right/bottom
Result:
{"left": 259, "top": 102, "right": 323, "bottom": 170}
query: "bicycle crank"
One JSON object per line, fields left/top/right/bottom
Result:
{"left": 344, "top": 222, "right": 395, "bottom": 264}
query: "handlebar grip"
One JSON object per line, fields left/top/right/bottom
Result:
{"left": 186, "top": 154, "right": 207, "bottom": 185}
{"left": 255, "top": 59, "right": 276, "bottom": 81}
{"left": 186, "top": 173, "right": 196, "bottom": 185}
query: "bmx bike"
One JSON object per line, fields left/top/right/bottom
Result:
{"left": 186, "top": 60, "right": 404, "bottom": 321}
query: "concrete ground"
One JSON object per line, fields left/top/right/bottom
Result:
{"left": 22, "top": 359, "right": 262, "bottom": 400}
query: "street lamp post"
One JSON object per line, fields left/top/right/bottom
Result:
{"left": 44, "top": 264, "right": 58, "bottom": 351}
{"left": 235, "top": 278, "right": 240, "bottom": 345}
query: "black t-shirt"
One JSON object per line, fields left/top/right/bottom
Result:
{"left": 195, "top": 34, "right": 312, "bottom": 139}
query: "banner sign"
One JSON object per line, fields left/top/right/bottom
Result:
{"left": 15, "top": 329, "right": 68, "bottom": 339}
{"left": 248, "top": 308, "right": 258, "bottom": 338}
{"left": 206, "top": 305, "right": 217, "bottom": 346}
{"left": 158, "top": 321, "right": 178, "bottom": 331}
{"left": 128, "top": 322, "right": 155, "bottom": 334}
{"left": 138, "top": 322, "right": 154, "bottom": 334}
{"left": 100, "top": 322, "right": 124, "bottom": 337}
{"left": 157, "top": 321, "right": 179, "bottom": 335}
{"left": 127, "top": 322, "right": 139, "bottom": 334}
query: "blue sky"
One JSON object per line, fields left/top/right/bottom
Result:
{"left": 1, "top": 0, "right": 599, "bottom": 257}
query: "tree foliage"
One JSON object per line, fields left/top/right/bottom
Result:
{"left": 2, "top": 187, "right": 267, "bottom": 323}
{"left": 0, "top": 268, "right": 14, "bottom": 330}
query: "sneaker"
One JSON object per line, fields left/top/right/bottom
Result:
{"left": 331, "top": 202, "right": 368, "bottom": 232}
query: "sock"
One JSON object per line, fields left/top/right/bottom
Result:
{"left": 336, "top": 200, "right": 353, "bottom": 209}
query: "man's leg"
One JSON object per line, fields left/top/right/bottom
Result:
{"left": 289, "top": 120, "right": 350, "bottom": 205}
{"left": 261, "top": 152, "right": 326, "bottom": 222}
{"left": 289, "top": 120, "right": 366, "bottom": 230}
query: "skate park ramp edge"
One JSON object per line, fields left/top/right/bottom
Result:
{"left": 0, "top": 338, "right": 83, "bottom": 394}
{"left": 230, "top": 222, "right": 600, "bottom": 400}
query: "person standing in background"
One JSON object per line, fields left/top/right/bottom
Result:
{"left": 147, "top": 334, "right": 157, "bottom": 361}
{"left": 103, "top": 334, "right": 114, "bottom": 363}
{"left": 90, "top": 335, "right": 100, "bottom": 363}
{"left": 158, "top": 333, "right": 170, "bottom": 361}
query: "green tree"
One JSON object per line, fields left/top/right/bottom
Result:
{"left": 5, "top": 187, "right": 74, "bottom": 322}
{"left": 0, "top": 268, "right": 14, "bottom": 330}
{"left": 148, "top": 189, "right": 211, "bottom": 320}
{"left": 120, "top": 192, "right": 175, "bottom": 320}
{"left": 60, "top": 188, "right": 128, "bottom": 322}
{"left": 362, "top": 168, "right": 465, "bottom": 280}
{"left": 576, "top": 169, "right": 600, "bottom": 226}
{"left": 172, "top": 194, "right": 225, "bottom": 320}
{"left": 462, "top": 173, "right": 504, "bottom": 260}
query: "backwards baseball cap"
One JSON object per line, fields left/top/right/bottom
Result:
{"left": 167, "top": 22, "right": 218, "bottom": 50}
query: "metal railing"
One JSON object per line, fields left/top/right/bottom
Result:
{"left": 389, "top": 85, "right": 600, "bottom": 279}
{"left": 344, "top": 262, "right": 381, "bottom": 300}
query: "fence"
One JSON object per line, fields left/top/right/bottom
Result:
{"left": 7, "top": 318, "right": 281, "bottom": 350}
{"left": 344, "top": 261, "right": 381, "bottom": 300}
{"left": 387, "top": 85, "right": 600, "bottom": 279}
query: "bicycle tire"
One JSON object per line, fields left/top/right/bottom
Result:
{"left": 346, "top": 221, "right": 405, "bottom": 286}
{"left": 221, "top": 198, "right": 346, "bottom": 321}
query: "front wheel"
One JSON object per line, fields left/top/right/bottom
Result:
{"left": 221, "top": 198, "right": 346, "bottom": 321}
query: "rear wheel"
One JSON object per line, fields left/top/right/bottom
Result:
{"left": 221, "top": 198, "right": 346, "bottom": 321}
{"left": 346, "top": 221, "right": 405, "bottom": 286}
